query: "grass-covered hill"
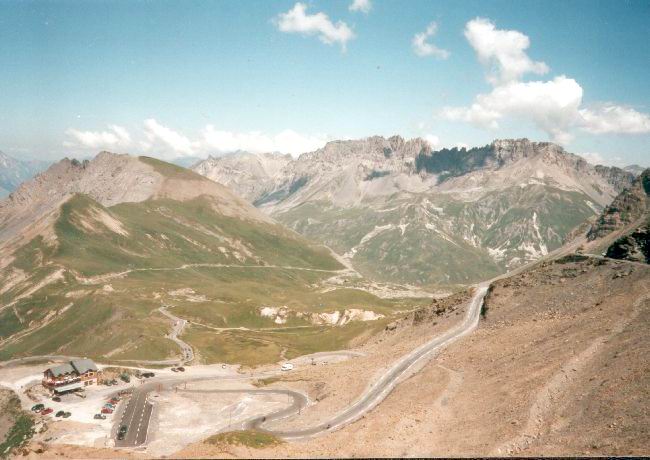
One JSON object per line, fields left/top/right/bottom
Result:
{"left": 0, "top": 154, "right": 428, "bottom": 364}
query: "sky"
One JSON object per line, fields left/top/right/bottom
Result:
{"left": 1, "top": 0, "right": 649, "bottom": 166}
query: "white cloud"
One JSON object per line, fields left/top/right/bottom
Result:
{"left": 442, "top": 17, "right": 650, "bottom": 145}
{"left": 579, "top": 105, "right": 650, "bottom": 134}
{"left": 464, "top": 17, "right": 548, "bottom": 85}
{"left": 276, "top": 3, "right": 355, "bottom": 51}
{"left": 579, "top": 152, "right": 605, "bottom": 165}
{"left": 143, "top": 118, "right": 195, "bottom": 155}
{"left": 64, "top": 119, "right": 329, "bottom": 158}
{"left": 64, "top": 125, "right": 131, "bottom": 150}
{"left": 349, "top": 0, "right": 371, "bottom": 14}
{"left": 579, "top": 151, "right": 623, "bottom": 167}
{"left": 201, "top": 126, "right": 328, "bottom": 156}
{"left": 412, "top": 22, "right": 449, "bottom": 59}
{"left": 423, "top": 134, "right": 441, "bottom": 148}
{"left": 442, "top": 76, "right": 583, "bottom": 144}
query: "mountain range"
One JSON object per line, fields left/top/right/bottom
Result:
{"left": 193, "top": 137, "right": 635, "bottom": 286}
{"left": 0, "top": 139, "right": 644, "bottom": 362}
{"left": 0, "top": 151, "right": 49, "bottom": 198}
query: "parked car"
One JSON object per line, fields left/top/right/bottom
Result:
{"left": 119, "top": 425, "right": 128, "bottom": 434}
{"left": 56, "top": 410, "right": 65, "bottom": 417}
{"left": 94, "top": 414, "right": 107, "bottom": 420}
{"left": 52, "top": 396, "right": 61, "bottom": 402}
{"left": 40, "top": 408, "right": 53, "bottom": 415}
{"left": 62, "top": 412, "right": 71, "bottom": 418}
{"left": 120, "top": 374, "right": 130, "bottom": 383}
{"left": 280, "top": 363, "right": 294, "bottom": 371}
{"left": 171, "top": 367, "right": 178, "bottom": 372}
{"left": 177, "top": 367, "right": 185, "bottom": 372}
{"left": 117, "top": 431, "right": 125, "bottom": 440}
{"left": 142, "top": 372, "right": 155, "bottom": 378}
{"left": 31, "top": 404, "right": 45, "bottom": 412}
{"left": 109, "top": 398, "right": 120, "bottom": 404}
{"left": 101, "top": 408, "right": 113, "bottom": 414}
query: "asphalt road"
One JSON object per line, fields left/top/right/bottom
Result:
{"left": 4, "top": 285, "right": 488, "bottom": 446}
{"left": 131, "top": 284, "right": 490, "bottom": 443}
{"left": 159, "top": 306, "right": 194, "bottom": 364}
{"left": 244, "top": 283, "right": 489, "bottom": 439}
{"left": 114, "top": 386, "right": 154, "bottom": 447}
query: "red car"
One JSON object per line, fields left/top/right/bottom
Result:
{"left": 40, "top": 408, "right": 53, "bottom": 415}
{"left": 101, "top": 407, "right": 113, "bottom": 414}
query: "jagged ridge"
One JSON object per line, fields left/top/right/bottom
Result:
{"left": 192, "top": 137, "right": 635, "bottom": 286}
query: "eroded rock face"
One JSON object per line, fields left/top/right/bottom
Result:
{"left": 194, "top": 137, "right": 634, "bottom": 209}
{"left": 193, "top": 151, "right": 293, "bottom": 202}
{"left": 606, "top": 226, "right": 650, "bottom": 263}
{"left": 588, "top": 169, "right": 650, "bottom": 240}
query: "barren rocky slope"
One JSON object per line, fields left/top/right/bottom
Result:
{"left": 193, "top": 137, "right": 634, "bottom": 286}
{"left": 586, "top": 169, "right": 650, "bottom": 263}
{"left": 194, "top": 151, "right": 293, "bottom": 203}
{"left": 588, "top": 169, "right": 649, "bottom": 239}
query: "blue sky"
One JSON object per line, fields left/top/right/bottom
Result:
{"left": 1, "top": 0, "right": 649, "bottom": 166}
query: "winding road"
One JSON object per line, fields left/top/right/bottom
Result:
{"left": 158, "top": 306, "right": 194, "bottom": 364}
{"left": 113, "top": 284, "right": 489, "bottom": 446}
{"left": 3, "top": 283, "right": 488, "bottom": 447}
{"left": 243, "top": 283, "right": 489, "bottom": 439}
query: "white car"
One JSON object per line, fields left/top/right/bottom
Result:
{"left": 280, "top": 363, "right": 294, "bottom": 371}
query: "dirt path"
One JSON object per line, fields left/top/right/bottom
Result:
{"left": 75, "top": 263, "right": 344, "bottom": 285}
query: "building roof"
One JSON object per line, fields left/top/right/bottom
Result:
{"left": 71, "top": 359, "right": 98, "bottom": 374}
{"left": 47, "top": 363, "right": 75, "bottom": 377}
{"left": 46, "top": 359, "right": 98, "bottom": 377}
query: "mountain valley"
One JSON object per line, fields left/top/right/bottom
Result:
{"left": 194, "top": 137, "right": 635, "bottom": 286}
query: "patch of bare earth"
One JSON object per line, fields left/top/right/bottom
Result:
{"left": 20, "top": 443, "right": 147, "bottom": 459}
{"left": 178, "top": 257, "right": 649, "bottom": 458}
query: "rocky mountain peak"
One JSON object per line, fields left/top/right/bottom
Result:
{"left": 492, "top": 138, "right": 567, "bottom": 165}
{"left": 588, "top": 168, "right": 650, "bottom": 240}
{"left": 0, "top": 152, "right": 268, "bottom": 248}
{"left": 624, "top": 164, "right": 648, "bottom": 177}
{"left": 306, "top": 135, "right": 430, "bottom": 162}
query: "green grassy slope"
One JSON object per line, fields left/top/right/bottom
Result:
{"left": 273, "top": 185, "right": 598, "bottom": 287}
{"left": 0, "top": 192, "right": 425, "bottom": 364}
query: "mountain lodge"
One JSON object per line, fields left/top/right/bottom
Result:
{"left": 42, "top": 359, "right": 101, "bottom": 393}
